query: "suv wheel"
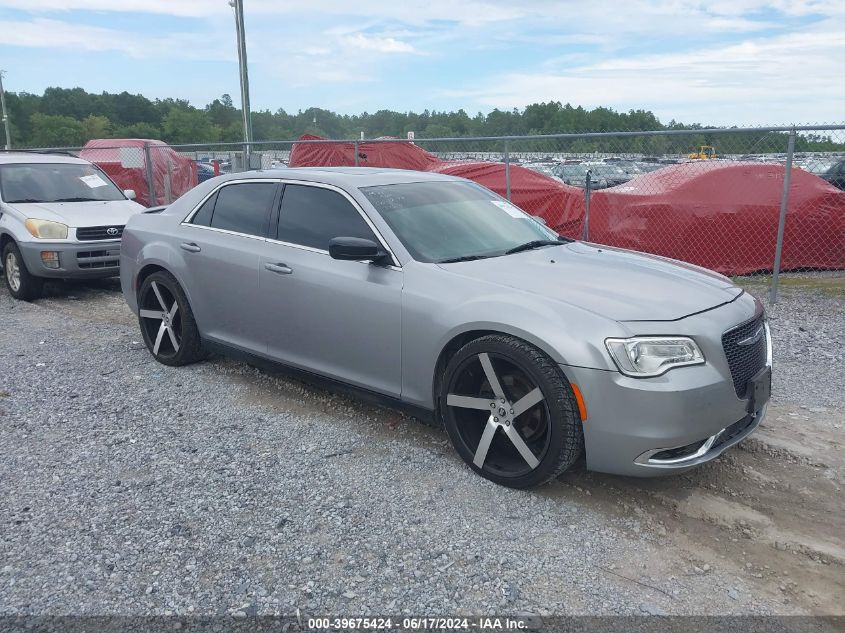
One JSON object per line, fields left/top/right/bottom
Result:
{"left": 2, "top": 241, "right": 44, "bottom": 301}
{"left": 439, "top": 334, "right": 584, "bottom": 489}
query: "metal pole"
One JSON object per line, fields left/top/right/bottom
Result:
{"left": 769, "top": 129, "right": 796, "bottom": 304}
{"left": 582, "top": 170, "right": 592, "bottom": 241}
{"left": 354, "top": 141, "right": 359, "bottom": 167}
{"left": 230, "top": 0, "right": 252, "bottom": 167}
{"left": 0, "top": 71, "right": 11, "bottom": 150}
{"left": 143, "top": 142, "right": 157, "bottom": 207}
{"left": 504, "top": 140, "right": 511, "bottom": 201}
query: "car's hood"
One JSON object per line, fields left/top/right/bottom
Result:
{"left": 8, "top": 200, "right": 144, "bottom": 228}
{"left": 437, "top": 241, "right": 743, "bottom": 321}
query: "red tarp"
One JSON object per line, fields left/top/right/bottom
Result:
{"left": 590, "top": 162, "right": 845, "bottom": 274}
{"left": 289, "top": 135, "right": 585, "bottom": 235}
{"left": 80, "top": 139, "right": 198, "bottom": 207}
{"left": 288, "top": 136, "right": 845, "bottom": 274}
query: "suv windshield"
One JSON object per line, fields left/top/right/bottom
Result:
{"left": 0, "top": 163, "right": 125, "bottom": 204}
{"left": 362, "top": 181, "right": 565, "bottom": 263}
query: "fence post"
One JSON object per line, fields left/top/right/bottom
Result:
{"left": 582, "top": 170, "right": 592, "bottom": 241}
{"left": 504, "top": 140, "right": 511, "bottom": 201}
{"left": 354, "top": 141, "right": 359, "bottom": 167}
{"left": 769, "top": 129, "right": 796, "bottom": 304}
{"left": 142, "top": 142, "right": 156, "bottom": 206}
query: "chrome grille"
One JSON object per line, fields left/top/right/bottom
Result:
{"left": 76, "top": 225, "right": 124, "bottom": 241}
{"left": 722, "top": 314, "right": 767, "bottom": 398}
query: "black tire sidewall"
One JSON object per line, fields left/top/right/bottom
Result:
{"left": 440, "top": 335, "right": 582, "bottom": 489}
{"left": 137, "top": 271, "right": 203, "bottom": 366}
{"left": 2, "top": 241, "right": 43, "bottom": 301}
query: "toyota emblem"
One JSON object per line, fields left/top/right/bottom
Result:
{"left": 107, "top": 227, "right": 119, "bottom": 236}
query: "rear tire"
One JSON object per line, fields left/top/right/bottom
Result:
{"left": 439, "top": 334, "right": 583, "bottom": 489}
{"left": 137, "top": 271, "right": 205, "bottom": 366}
{"left": 2, "top": 241, "right": 43, "bottom": 301}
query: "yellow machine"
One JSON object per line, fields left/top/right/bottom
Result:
{"left": 688, "top": 145, "right": 716, "bottom": 160}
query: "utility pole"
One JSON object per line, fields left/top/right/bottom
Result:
{"left": 229, "top": 0, "right": 252, "bottom": 169}
{"left": 0, "top": 71, "right": 11, "bottom": 150}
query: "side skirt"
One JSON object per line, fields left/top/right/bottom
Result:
{"left": 203, "top": 339, "right": 437, "bottom": 425}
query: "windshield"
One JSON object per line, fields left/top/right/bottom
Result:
{"left": 0, "top": 163, "right": 125, "bottom": 204}
{"left": 555, "top": 165, "right": 587, "bottom": 178}
{"left": 362, "top": 181, "right": 561, "bottom": 263}
{"left": 592, "top": 164, "right": 627, "bottom": 177}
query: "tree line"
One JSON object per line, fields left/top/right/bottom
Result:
{"left": 3, "top": 86, "right": 842, "bottom": 154}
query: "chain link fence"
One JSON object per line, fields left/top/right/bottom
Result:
{"left": 5, "top": 125, "right": 844, "bottom": 302}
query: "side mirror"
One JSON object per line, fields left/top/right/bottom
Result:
{"left": 124, "top": 189, "right": 137, "bottom": 200}
{"left": 329, "top": 237, "right": 387, "bottom": 263}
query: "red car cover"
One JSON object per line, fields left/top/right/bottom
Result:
{"left": 590, "top": 162, "right": 845, "bottom": 274}
{"left": 289, "top": 135, "right": 585, "bottom": 235}
{"left": 289, "top": 136, "right": 845, "bottom": 274}
{"left": 80, "top": 139, "right": 198, "bottom": 207}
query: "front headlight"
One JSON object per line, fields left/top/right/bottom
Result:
{"left": 25, "top": 218, "right": 69, "bottom": 240}
{"left": 605, "top": 336, "right": 705, "bottom": 377}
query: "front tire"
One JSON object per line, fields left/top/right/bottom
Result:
{"left": 2, "top": 241, "right": 43, "bottom": 301}
{"left": 439, "top": 334, "right": 583, "bottom": 488}
{"left": 137, "top": 271, "right": 205, "bottom": 366}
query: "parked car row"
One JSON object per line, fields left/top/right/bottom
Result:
{"left": 524, "top": 159, "right": 667, "bottom": 189}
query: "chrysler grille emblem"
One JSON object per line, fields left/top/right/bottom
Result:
{"left": 737, "top": 325, "right": 764, "bottom": 347}
{"left": 106, "top": 227, "right": 119, "bottom": 236}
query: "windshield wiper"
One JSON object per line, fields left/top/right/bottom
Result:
{"left": 51, "top": 197, "right": 104, "bottom": 202}
{"left": 6, "top": 198, "right": 43, "bottom": 203}
{"left": 437, "top": 254, "right": 492, "bottom": 264}
{"left": 504, "top": 239, "right": 567, "bottom": 255}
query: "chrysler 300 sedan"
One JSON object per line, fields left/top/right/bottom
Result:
{"left": 120, "top": 168, "right": 771, "bottom": 488}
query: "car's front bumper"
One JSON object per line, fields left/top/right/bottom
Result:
{"left": 562, "top": 295, "right": 770, "bottom": 477}
{"left": 17, "top": 240, "right": 121, "bottom": 279}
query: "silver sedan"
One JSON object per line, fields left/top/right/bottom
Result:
{"left": 120, "top": 168, "right": 771, "bottom": 488}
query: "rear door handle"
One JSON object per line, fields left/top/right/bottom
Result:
{"left": 265, "top": 262, "right": 293, "bottom": 275}
{"left": 180, "top": 242, "right": 201, "bottom": 253}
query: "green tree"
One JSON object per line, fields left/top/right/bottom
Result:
{"left": 116, "top": 121, "right": 163, "bottom": 139}
{"left": 80, "top": 115, "right": 113, "bottom": 141}
{"left": 206, "top": 94, "right": 240, "bottom": 129}
{"left": 29, "top": 113, "right": 85, "bottom": 147}
{"left": 162, "top": 108, "right": 220, "bottom": 144}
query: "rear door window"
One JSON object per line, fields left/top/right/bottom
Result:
{"left": 204, "top": 182, "right": 277, "bottom": 237}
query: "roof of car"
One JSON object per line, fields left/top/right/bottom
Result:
{"left": 0, "top": 151, "right": 90, "bottom": 165}
{"left": 222, "top": 167, "right": 464, "bottom": 188}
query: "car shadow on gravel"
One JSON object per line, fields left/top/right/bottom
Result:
{"left": 39, "top": 277, "right": 122, "bottom": 299}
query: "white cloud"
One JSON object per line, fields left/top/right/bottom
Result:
{"left": 439, "top": 20, "right": 845, "bottom": 124}
{"left": 341, "top": 33, "right": 416, "bottom": 54}
{"left": 0, "top": 17, "right": 233, "bottom": 61}
{"left": 0, "top": 0, "right": 222, "bottom": 17}
{"left": 2, "top": 0, "right": 844, "bottom": 123}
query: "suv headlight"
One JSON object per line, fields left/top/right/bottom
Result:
{"left": 605, "top": 336, "right": 704, "bottom": 377}
{"left": 25, "top": 219, "right": 69, "bottom": 240}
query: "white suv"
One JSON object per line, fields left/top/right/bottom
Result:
{"left": 0, "top": 152, "right": 144, "bottom": 300}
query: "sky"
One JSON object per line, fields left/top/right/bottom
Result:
{"left": 0, "top": 0, "right": 843, "bottom": 127}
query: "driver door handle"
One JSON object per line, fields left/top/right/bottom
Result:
{"left": 265, "top": 262, "right": 293, "bottom": 275}
{"left": 180, "top": 242, "right": 201, "bottom": 253}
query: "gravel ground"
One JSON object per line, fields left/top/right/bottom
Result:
{"left": 0, "top": 275, "right": 843, "bottom": 617}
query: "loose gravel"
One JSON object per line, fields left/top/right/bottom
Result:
{"left": 0, "top": 276, "right": 843, "bottom": 617}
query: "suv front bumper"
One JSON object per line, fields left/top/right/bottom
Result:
{"left": 17, "top": 240, "right": 121, "bottom": 279}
